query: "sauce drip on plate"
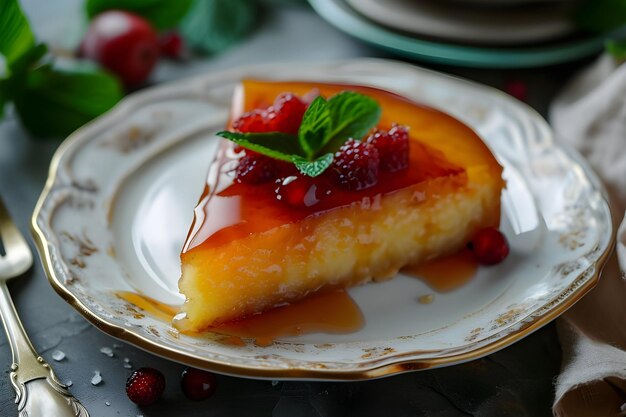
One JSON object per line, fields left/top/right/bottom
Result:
{"left": 117, "top": 289, "right": 363, "bottom": 347}
{"left": 403, "top": 249, "right": 478, "bottom": 292}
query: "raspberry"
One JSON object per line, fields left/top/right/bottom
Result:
{"left": 232, "top": 93, "right": 306, "bottom": 135}
{"left": 275, "top": 175, "right": 332, "bottom": 208}
{"left": 331, "top": 138, "right": 379, "bottom": 190}
{"left": 125, "top": 367, "right": 165, "bottom": 406}
{"left": 232, "top": 110, "right": 271, "bottom": 133}
{"left": 235, "top": 152, "right": 293, "bottom": 184}
{"left": 235, "top": 152, "right": 279, "bottom": 184}
{"left": 366, "top": 125, "right": 410, "bottom": 172}
{"left": 467, "top": 227, "right": 510, "bottom": 265}
{"left": 269, "top": 93, "right": 307, "bottom": 135}
{"left": 302, "top": 88, "right": 321, "bottom": 105}
{"left": 181, "top": 367, "right": 217, "bottom": 401}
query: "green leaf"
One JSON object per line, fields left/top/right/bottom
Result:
{"left": 298, "top": 96, "right": 330, "bottom": 158}
{"left": 292, "top": 153, "right": 333, "bottom": 177}
{"left": 7, "top": 43, "right": 47, "bottom": 74}
{"left": 0, "top": 0, "right": 35, "bottom": 66}
{"left": 0, "top": 78, "right": 7, "bottom": 119}
{"left": 86, "top": 0, "right": 192, "bottom": 31}
{"left": 217, "top": 91, "right": 380, "bottom": 174}
{"left": 179, "top": 0, "right": 257, "bottom": 54}
{"left": 12, "top": 64, "right": 123, "bottom": 137}
{"left": 323, "top": 91, "right": 381, "bottom": 153}
{"left": 606, "top": 39, "right": 626, "bottom": 59}
{"left": 216, "top": 131, "right": 306, "bottom": 162}
{"left": 574, "top": 0, "right": 626, "bottom": 33}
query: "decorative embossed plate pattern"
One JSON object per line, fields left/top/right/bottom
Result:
{"left": 32, "top": 60, "right": 613, "bottom": 379}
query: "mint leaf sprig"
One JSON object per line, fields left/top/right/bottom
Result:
{"left": 0, "top": 0, "right": 123, "bottom": 137}
{"left": 216, "top": 91, "right": 381, "bottom": 177}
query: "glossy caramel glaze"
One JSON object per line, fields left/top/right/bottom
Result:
{"left": 183, "top": 140, "right": 464, "bottom": 252}
{"left": 182, "top": 80, "right": 502, "bottom": 254}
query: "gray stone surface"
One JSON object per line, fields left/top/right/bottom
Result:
{"left": 0, "top": 1, "right": 593, "bottom": 416}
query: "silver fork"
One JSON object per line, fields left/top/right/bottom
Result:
{"left": 0, "top": 197, "right": 88, "bottom": 416}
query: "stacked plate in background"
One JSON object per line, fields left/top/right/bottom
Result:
{"left": 308, "top": 0, "right": 625, "bottom": 67}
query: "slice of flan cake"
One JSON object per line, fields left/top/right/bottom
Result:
{"left": 176, "top": 80, "right": 504, "bottom": 331}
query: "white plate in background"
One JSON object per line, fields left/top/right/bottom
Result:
{"left": 346, "top": 0, "right": 576, "bottom": 45}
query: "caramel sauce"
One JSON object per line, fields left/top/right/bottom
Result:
{"left": 183, "top": 140, "right": 465, "bottom": 253}
{"left": 116, "top": 289, "right": 363, "bottom": 347}
{"left": 403, "top": 249, "right": 478, "bottom": 292}
{"left": 211, "top": 289, "right": 363, "bottom": 346}
{"left": 116, "top": 291, "right": 178, "bottom": 322}
{"left": 179, "top": 81, "right": 489, "bottom": 254}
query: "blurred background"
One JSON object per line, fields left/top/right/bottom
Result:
{"left": 3, "top": 0, "right": 625, "bottom": 139}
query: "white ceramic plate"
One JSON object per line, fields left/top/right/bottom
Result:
{"left": 33, "top": 59, "right": 613, "bottom": 380}
{"left": 346, "top": 0, "right": 576, "bottom": 45}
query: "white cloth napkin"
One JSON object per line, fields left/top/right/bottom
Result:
{"left": 550, "top": 53, "right": 626, "bottom": 417}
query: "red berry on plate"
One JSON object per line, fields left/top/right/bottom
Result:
{"left": 468, "top": 227, "right": 509, "bottom": 265}
{"left": 159, "top": 31, "right": 187, "bottom": 60}
{"left": 80, "top": 10, "right": 159, "bottom": 87}
{"left": 125, "top": 367, "right": 165, "bottom": 406}
{"left": 275, "top": 175, "right": 331, "bottom": 208}
{"left": 180, "top": 367, "right": 217, "bottom": 401}
{"left": 331, "top": 138, "right": 379, "bottom": 191}
{"left": 366, "top": 124, "right": 410, "bottom": 172}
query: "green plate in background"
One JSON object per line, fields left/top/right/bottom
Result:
{"left": 308, "top": 0, "right": 625, "bottom": 68}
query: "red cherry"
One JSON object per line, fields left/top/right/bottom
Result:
{"left": 125, "top": 367, "right": 165, "bottom": 406}
{"left": 80, "top": 10, "right": 159, "bottom": 87}
{"left": 468, "top": 227, "right": 510, "bottom": 265}
{"left": 159, "top": 31, "right": 187, "bottom": 60}
{"left": 275, "top": 175, "right": 331, "bottom": 208}
{"left": 180, "top": 367, "right": 217, "bottom": 401}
